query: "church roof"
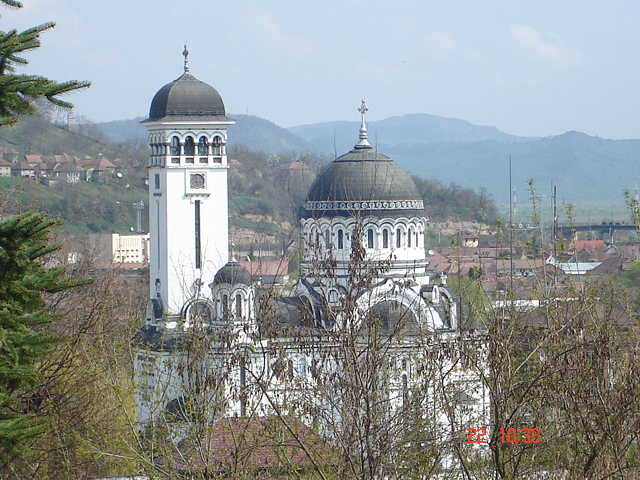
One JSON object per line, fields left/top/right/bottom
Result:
{"left": 301, "top": 100, "right": 424, "bottom": 219}
{"left": 213, "top": 260, "right": 251, "bottom": 285}
{"left": 146, "top": 72, "right": 227, "bottom": 122}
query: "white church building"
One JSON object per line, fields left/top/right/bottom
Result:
{"left": 133, "top": 51, "right": 488, "bottom": 457}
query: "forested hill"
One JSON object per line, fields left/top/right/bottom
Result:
{"left": 97, "top": 110, "right": 640, "bottom": 203}
{"left": 96, "top": 114, "right": 314, "bottom": 154}
{"left": 0, "top": 114, "right": 498, "bottom": 234}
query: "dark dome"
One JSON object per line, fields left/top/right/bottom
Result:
{"left": 147, "top": 73, "right": 226, "bottom": 121}
{"left": 301, "top": 146, "right": 424, "bottom": 218}
{"left": 213, "top": 261, "right": 251, "bottom": 285}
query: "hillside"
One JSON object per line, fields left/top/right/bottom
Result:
{"left": 96, "top": 110, "right": 640, "bottom": 203}
{"left": 389, "top": 131, "right": 639, "bottom": 203}
{"left": 289, "top": 113, "right": 530, "bottom": 154}
{"left": 0, "top": 114, "right": 498, "bottom": 236}
{"left": 96, "top": 114, "right": 314, "bottom": 154}
{"left": 292, "top": 116, "right": 640, "bottom": 203}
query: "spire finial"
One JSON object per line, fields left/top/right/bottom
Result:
{"left": 355, "top": 97, "right": 371, "bottom": 149}
{"left": 182, "top": 44, "right": 190, "bottom": 73}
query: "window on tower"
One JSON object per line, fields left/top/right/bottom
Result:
{"left": 212, "top": 136, "right": 223, "bottom": 156}
{"left": 396, "top": 228, "right": 402, "bottom": 248}
{"left": 198, "top": 136, "right": 208, "bottom": 155}
{"left": 382, "top": 229, "right": 389, "bottom": 248}
{"left": 154, "top": 174, "right": 160, "bottom": 190}
{"left": 171, "top": 136, "right": 180, "bottom": 156}
{"left": 184, "top": 136, "right": 195, "bottom": 156}
{"left": 408, "top": 228, "right": 413, "bottom": 247}
{"left": 337, "top": 229, "right": 344, "bottom": 250}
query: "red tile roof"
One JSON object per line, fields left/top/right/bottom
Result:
{"left": 95, "top": 158, "right": 117, "bottom": 169}
{"left": 239, "top": 258, "right": 289, "bottom": 277}
{"left": 574, "top": 240, "right": 605, "bottom": 252}
{"left": 175, "top": 416, "right": 335, "bottom": 473}
{"left": 286, "top": 161, "right": 310, "bottom": 170}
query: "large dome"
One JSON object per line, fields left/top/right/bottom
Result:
{"left": 147, "top": 73, "right": 226, "bottom": 121}
{"left": 301, "top": 146, "right": 424, "bottom": 219}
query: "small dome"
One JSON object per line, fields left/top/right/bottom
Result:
{"left": 147, "top": 73, "right": 226, "bottom": 121}
{"left": 213, "top": 261, "right": 251, "bottom": 285}
{"left": 301, "top": 146, "right": 424, "bottom": 218}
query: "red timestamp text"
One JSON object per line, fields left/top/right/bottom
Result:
{"left": 466, "top": 427, "right": 542, "bottom": 444}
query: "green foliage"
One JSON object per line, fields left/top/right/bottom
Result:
{"left": 413, "top": 176, "right": 498, "bottom": 223}
{"left": 0, "top": 1, "right": 90, "bottom": 125}
{"left": 620, "top": 262, "right": 640, "bottom": 287}
{"left": 0, "top": 177, "right": 146, "bottom": 234}
{"left": 0, "top": 213, "right": 77, "bottom": 464}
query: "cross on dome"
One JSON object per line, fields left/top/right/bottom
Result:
{"left": 355, "top": 97, "right": 372, "bottom": 149}
{"left": 182, "top": 44, "right": 190, "bottom": 73}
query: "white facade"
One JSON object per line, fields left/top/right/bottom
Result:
{"left": 144, "top": 123, "right": 234, "bottom": 315}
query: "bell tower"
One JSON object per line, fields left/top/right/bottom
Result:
{"left": 142, "top": 47, "right": 235, "bottom": 321}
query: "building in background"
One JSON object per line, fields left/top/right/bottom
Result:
{"left": 112, "top": 233, "right": 150, "bottom": 264}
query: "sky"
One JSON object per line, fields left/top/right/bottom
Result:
{"left": 4, "top": 0, "right": 640, "bottom": 138}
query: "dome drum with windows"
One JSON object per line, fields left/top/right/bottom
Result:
{"left": 301, "top": 99, "right": 424, "bottom": 219}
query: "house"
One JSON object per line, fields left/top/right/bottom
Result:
{"left": 52, "top": 162, "right": 81, "bottom": 184}
{"left": 0, "top": 158, "right": 11, "bottom": 177}
{"left": 89, "top": 157, "right": 117, "bottom": 181}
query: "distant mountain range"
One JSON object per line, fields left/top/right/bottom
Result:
{"left": 95, "top": 113, "right": 640, "bottom": 203}
{"left": 96, "top": 114, "right": 313, "bottom": 153}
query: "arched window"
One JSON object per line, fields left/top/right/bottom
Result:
{"left": 189, "top": 302, "right": 212, "bottom": 324}
{"left": 337, "top": 229, "right": 344, "bottom": 250}
{"left": 170, "top": 136, "right": 180, "bottom": 155}
{"left": 222, "top": 294, "right": 229, "bottom": 318}
{"left": 396, "top": 228, "right": 402, "bottom": 248}
{"left": 328, "top": 290, "right": 338, "bottom": 303}
{"left": 324, "top": 229, "right": 331, "bottom": 249}
{"left": 382, "top": 229, "right": 389, "bottom": 248}
{"left": 184, "top": 136, "right": 195, "bottom": 155}
{"left": 235, "top": 293, "right": 242, "bottom": 318}
{"left": 408, "top": 228, "right": 413, "bottom": 247}
{"left": 198, "top": 136, "right": 208, "bottom": 155}
{"left": 415, "top": 231, "right": 419, "bottom": 247}
{"left": 367, "top": 229, "right": 374, "bottom": 249}
{"left": 212, "top": 136, "right": 223, "bottom": 156}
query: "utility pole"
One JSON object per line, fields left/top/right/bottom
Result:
{"left": 509, "top": 155, "right": 514, "bottom": 294}
{"left": 134, "top": 200, "right": 145, "bottom": 233}
{"left": 552, "top": 184, "right": 558, "bottom": 287}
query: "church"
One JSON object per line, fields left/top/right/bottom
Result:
{"left": 133, "top": 50, "right": 487, "bottom": 454}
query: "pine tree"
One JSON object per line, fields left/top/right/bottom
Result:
{"left": 0, "top": 213, "right": 78, "bottom": 465}
{"left": 0, "top": 0, "right": 90, "bottom": 125}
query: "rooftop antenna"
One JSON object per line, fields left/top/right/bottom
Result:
{"left": 182, "top": 44, "right": 190, "bottom": 73}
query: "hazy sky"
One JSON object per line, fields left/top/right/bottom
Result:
{"left": 5, "top": 0, "right": 640, "bottom": 138}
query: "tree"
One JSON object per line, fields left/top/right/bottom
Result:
{"left": 0, "top": 213, "right": 78, "bottom": 465}
{"left": 0, "top": 0, "right": 90, "bottom": 126}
